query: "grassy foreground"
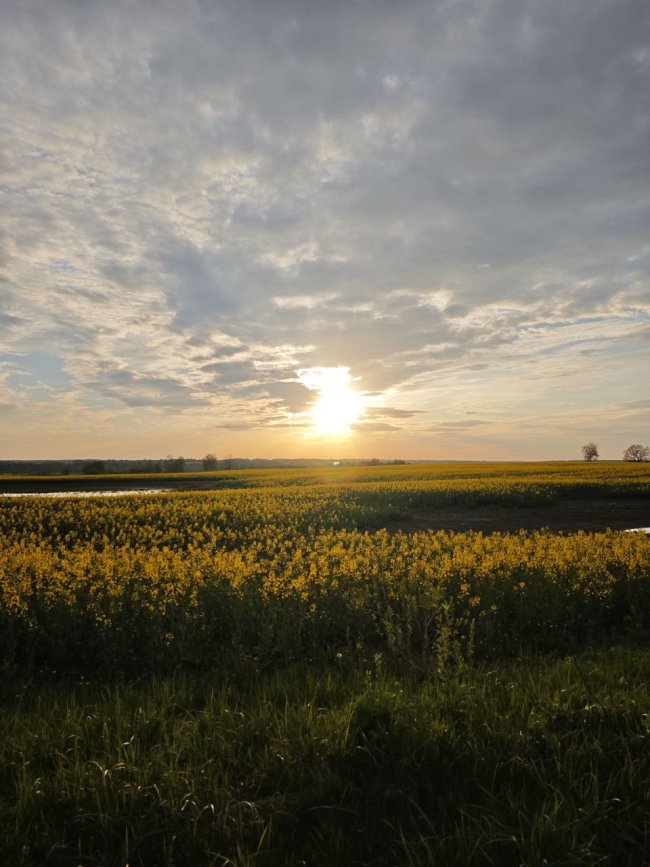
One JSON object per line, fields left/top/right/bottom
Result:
{"left": 1, "top": 649, "right": 648, "bottom": 866}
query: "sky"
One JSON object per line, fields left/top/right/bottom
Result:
{"left": 1, "top": 0, "right": 649, "bottom": 461}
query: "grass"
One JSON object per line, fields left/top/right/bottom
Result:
{"left": 1, "top": 648, "right": 648, "bottom": 866}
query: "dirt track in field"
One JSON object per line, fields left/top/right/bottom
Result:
{"left": 384, "top": 498, "right": 650, "bottom": 534}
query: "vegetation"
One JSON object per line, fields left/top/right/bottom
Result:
{"left": 1, "top": 499, "right": 650, "bottom": 676}
{"left": 0, "top": 463, "right": 649, "bottom": 865}
{"left": 164, "top": 455, "right": 186, "bottom": 473}
{"left": 624, "top": 444, "right": 649, "bottom": 462}
{"left": 4, "top": 458, "right": 650, "bottom": 493}
{"left": 202, "top": 453, "right": 219, "bottom": 471}
{"left": 82, "top": 460, "right": 106, "bottom": 475}
{"left": 581, "top": 442, "right": 599, "bottom": 461}
{"left": 1, "top": 651, "right": 648, "bottom": 867}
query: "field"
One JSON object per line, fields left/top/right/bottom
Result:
{"left": 1, "top": 463, "right": 649, "bottom": 865}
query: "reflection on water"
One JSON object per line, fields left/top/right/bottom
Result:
{"left": 0, "top": 489, "right": 171, "bottom": 499}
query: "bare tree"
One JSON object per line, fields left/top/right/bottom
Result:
{"left": 581, "top": 442, "right": 599, "bottom": 461}
{"left": 623, "top": 444, "right": 649, "bottom": 462}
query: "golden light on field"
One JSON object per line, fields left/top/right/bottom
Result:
{"left": 299, "top": 367, "right": 365, "bottom": 436}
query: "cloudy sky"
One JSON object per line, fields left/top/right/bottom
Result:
{"left": 2, "top": 0, "right": 649, "bottom": 460}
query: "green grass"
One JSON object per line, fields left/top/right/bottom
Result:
{"left": 1, "top": 648, "right": 648, "bottom": 866}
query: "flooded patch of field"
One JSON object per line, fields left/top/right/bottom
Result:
{"left": 0, "top": 489, "right": 171, "bottom": 498}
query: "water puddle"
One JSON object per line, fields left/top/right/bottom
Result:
{"left": 0, "top": 489, "right": 171, "bottom": 499}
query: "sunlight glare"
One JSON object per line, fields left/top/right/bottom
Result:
{"left": 300, "top": 367, "right": 365, "bottom": 436}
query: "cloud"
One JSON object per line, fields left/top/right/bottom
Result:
{"left": 264, "top": 381, "right": 312, "bottom": 413}
{"left": 365, "top": 407, "right": 424, "bottom": 419}
{"left": 272, "top": 292, "right": 339, "bottom": 309}
{"left": 616, "top": 399, "right": 650, "bottom": 410}
{"left": 432, "top": 419, "right": 491, "bottom": 430}
{"left": 1, "top": 0, "right": 649, "bottom": 457}
{"left": 351, "top": 421, "right": 400, "bottom": 432}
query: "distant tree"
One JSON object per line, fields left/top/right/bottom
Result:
{"left": 129, "top": 463, "right": 163, "bottom": 474}
{"left": 83, "top": 460, "right": 106, "bottom": 475}
{"left": 164, "top": 455, "right": 186, "bottom": 473}
{"left": 581, "top": 442, "right": 599, "bottom": 462}
{"left": 623, "top": 444, "right": 649, "bottom": 462}
{"left": 202, "top": 453, "right": 218, "bottom": 471}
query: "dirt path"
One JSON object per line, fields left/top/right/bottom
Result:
{"left": 385, "top": 498, "right": 650, "bottom": 533}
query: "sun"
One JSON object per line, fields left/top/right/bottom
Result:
{"left": 300, "top": 367, "right": 365, "bottom": 436}
{"left": 311, "top": 384, "right": 364, "bottom": 435}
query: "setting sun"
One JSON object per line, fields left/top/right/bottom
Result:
{"left": 299, "top": 367, "right": 366, "bottom": 436}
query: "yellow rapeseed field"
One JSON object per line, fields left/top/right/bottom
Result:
{"left": 1, "top": 462, "right": 649, "bottom": 674}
